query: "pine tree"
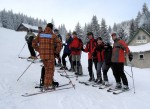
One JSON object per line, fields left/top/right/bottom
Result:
{"left": 58, "top": 24, "right": 67, "bottom": 41}
{"left": 118, "top": 27, "right": 127, "bottom": 41}
{"left": 112, "top": 23, "right": 117, "bottom": 32}
{"left": 0, "top": 12, "right": 2, "bottom": 27}
{"left": 91, "top": 15, "right": 100, "bottom": 38}
{"left": 100, "top": 18, "right": 110, "bottom": 43}
{"left": 74, "top": 22, "right": 83, "bottom": 40}
{"left": 128, "top": 19, "right": 136, "bottom": 42}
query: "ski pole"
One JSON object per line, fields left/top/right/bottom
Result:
{"left": 75, "top": 55, "right": 78, "bottom": 80}
{"left": 18, "top": 43, "right": 26, "bottom": 58}
{"left": 130, "top": 63, "right": 136, "bottom": 94}
{"left": 63, "top": 68, "right": 75, "bottom": 89}
{"left": 124, "top": 69, "right": 132, "bottom": 78}
{"left": 17, "top": 55, "right": 39, "bottom": 81}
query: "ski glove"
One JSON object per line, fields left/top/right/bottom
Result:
{"left": 128, "top": 53, "right": 133, "bottom": 62}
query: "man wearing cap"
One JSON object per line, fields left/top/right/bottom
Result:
{"left": 69, "top": 31, "right": 83, "bottom": 75}
{"left": 32, "top": 23, "right": 62, "bottom": 91}
{"left": 83, "top": 32, "right": 97, "bottom": 82}
{"left": 111, "top": 32, "right": 133, "bottom": 90}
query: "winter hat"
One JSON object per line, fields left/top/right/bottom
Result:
{"left": 38, "top": 26, "right": 42, "bottom": 29}
{"left": 87, "top": 32, "right": 94, "bottom": 36}
{"left": 97, "top": 37, "right": 102, "bottom": 40}
{"left": 111, "top": 32, "right": 117, "bottom": 37}
{"left": 47, "top": 23, "right": 53, "bottom": 30}
{"left": 72, "top": 31, "right": 77, "bottom": 35}
{"left": 54, "top": 29, "right": 59, "bottom": 32}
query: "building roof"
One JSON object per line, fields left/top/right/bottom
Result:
{"left": 128, "top": 28, "right": 150, "bottom": 44}
{"left": 22, "top": 23, "right": 38, "bottom": 30}
{"left": 129, "top": 42, "right": 150, "bottom": 53}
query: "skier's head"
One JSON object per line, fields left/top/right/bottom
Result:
{"left": 97, "top": 37, "right": 103, "bottom": 45}
{"left": 54, "top": 29, "right": 59, "bottom": 34}
{"left": 46, "top": 23, "right": 53, "bottom": 30}
{"left": 38, "top": 26, "right": 43, "bottom": 33}
{"left": 66, "top": 33, "right": 71, "bottom": 39}
{"left": 87, "top": 32, "right": 94, "bottom": 39}
{"left": 111, "top": 32, "right": 118, "bottom": 40}
{"left": 72, "top": 31, "right": 77, "bottom": 38}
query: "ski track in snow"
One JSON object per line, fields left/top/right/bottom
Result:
{"left": 0, "top": 27, "right": 150, "bottom": 109}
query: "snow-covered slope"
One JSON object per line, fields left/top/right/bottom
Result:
{"left": 0, "top": 27, "right": 150, "bottom": 109}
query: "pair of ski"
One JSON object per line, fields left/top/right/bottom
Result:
{"left": 18, "top": 56, "right": 42, "bottom": 63}
{"left": 57, "top": 70, "right": 88, "bottom": 78}
{"left": 22, "top": 83, "right": 73, "bottom": 97}
{"left": 107, "top": 87, "right": 130, "bottom": 95}
{"left": 79, "top": 81, "right": 112, "bottom": 89}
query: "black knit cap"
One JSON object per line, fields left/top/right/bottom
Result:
{"left": 87, "top": 32, "right": 93, "bottom": 36}
{"left": 97, "top": 37, "right": 102, "bottom": 40}
{"left": 54, "top": 29, "right": 59, "bottom": 32}
{"left": 72, "top": 31, "right": 77, "bottom": 35}
{"left": 47, "top": 23, "right": 53, "bottom": 30}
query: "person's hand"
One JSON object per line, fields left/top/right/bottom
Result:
{"left": 128, "top": 53, "right": 133, "bottom": 62}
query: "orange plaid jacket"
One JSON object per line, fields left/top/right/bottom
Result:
{"left": 32, "top": 32, "right": 62, "bottom": 60}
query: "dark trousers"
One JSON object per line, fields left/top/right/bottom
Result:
{"left": 102, "top": 62, "right": 112, "bottom": 81}
{"left": 88, "top": 59, "right": 97, "bottom": 78}
{"left": 62, "top": 53, "right": 72, "bottom": 68}
{"left": 27, "top": 43, "right": 36, "bottom": 57}
{"left": 112, "top": 62, "right": 128, "bottom": 86}
{"left": 55, "top": 53, "right": 61, "bottom": 65}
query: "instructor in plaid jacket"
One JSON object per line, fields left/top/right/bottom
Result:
{"left": 32, "top": 23, "right": 62, "bottom": 90}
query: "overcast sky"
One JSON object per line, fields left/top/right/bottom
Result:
{"left": 0, "top": 0, "right": 150, "bottom": 31}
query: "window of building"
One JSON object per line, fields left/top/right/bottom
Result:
{"left": 139, "top": 54, "right": 144, "bottom": 60}
{"left": 137, "top": 36, "right": 141, "bottom": 40}
{"left": 142, "top": 36, "right": 146, "bottom": 40}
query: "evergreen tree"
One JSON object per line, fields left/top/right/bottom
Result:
{"left": 112, "top": 23, "right": 117, "bottom": 32}
{"left": 100, "top": 18, "right": 110, "bottom": 42}
{"left": 0, "top": 12, "right": 2, "bottom": 27}
{"left": 58, "top": 24, "right": 67, "bottom": 41}
{"left": 128, "top": 19, "right": 136, "bottom": 42}
{"left": 118, "top": 27, "right": 127, "bottom": 41}
{"left": 74, "top": 22, "right": 83, "bottom": 40}
{"left": 135, "top": 11, "right": 142, "bottom": 31}
{"left": 91, "top": 15, "right": 100, "bottom": 38}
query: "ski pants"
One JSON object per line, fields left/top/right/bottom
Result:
{"left": 102, "top": 62, "right": 112, "bottom": 81}
{"left": 111, "top": 62, "right": 128, "bottom": 86}
{"left": 88, "top": 59, "right": 97, "bottom": 78}
{"left": 43, "top": 59, "right": 55, "bottom": 87}
{"left": 72, "top": 55, "right": 82, "bottom": 74}
{"left": 27, "top": 42, "right": 36, "bottom": 57}
{"left": 96, "top": 61, "right": 103, "bottom": 80}
{"left": 62, "top": 53, "right": 72, "bottom": 68}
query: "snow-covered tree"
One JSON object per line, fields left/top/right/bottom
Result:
{"left": 91, "top": 15, "right": 100, "bottom": 38}
{"left": 112, "top": 23, "right": 117, "bottom": 32}
{"left": 128, "top": 19, "right": 136, "bottom": 42}
{"left": 58, "top": 24, "right": 67, "bottom": 41}
{"left": 74, "top": 22, "right": 83, "bottom": 40}
{"left": 100, "top": 18, "right": 110, "bottom": 42}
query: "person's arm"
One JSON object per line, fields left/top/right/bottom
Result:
{"left": 54, "top": 35, "right": 62, "bottom": 54}
{"left": 32, "top": 35, "right": 39, "bottom": 52}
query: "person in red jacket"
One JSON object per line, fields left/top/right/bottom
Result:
{"left": 111, "top": 32, "right": 133, "bottom": 90}
{"left": 83, "top": 32, "right": 97, "bottom": 81}
{"left": 69, "top": 31, "right": 83, "bottom": 75}
{"left": 94, "top": 37, "right": 105, "bottom": 84}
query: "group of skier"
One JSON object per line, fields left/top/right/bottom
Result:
{"left": 24, "top": 23, "right": 133, "bottom": 91}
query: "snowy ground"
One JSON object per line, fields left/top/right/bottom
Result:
{"left": 0, "top": 27, "right": 150, "bottom": 109}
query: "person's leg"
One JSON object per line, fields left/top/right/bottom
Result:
{"left": 62, "top": 53, "right": 68, "bottom": 67}
{"left": 28, "top": 43, "right": 36, "bottom": 57}
{"left": 118, "top": 63, "right": 128, "bottom": 86}
{"left": 112, "top": 62, "right": 121, "bottom": 88}
{"left": 43, "top": 59, "right": 54, "bottom": 88}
